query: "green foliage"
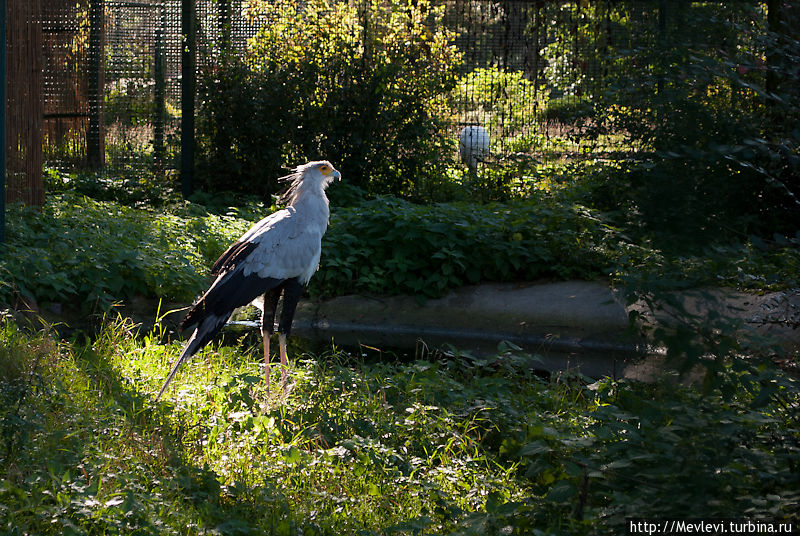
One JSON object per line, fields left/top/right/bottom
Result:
{"left": 310, "top": 195, "right": 619, "bottom": 299}
{"left": 541, "top": 38, "right": 585, "bottom": 99}
{"left": 196, "top": 0, "right": 462, "bottom": 198}
{"left": 586, "top": 2, "right": 800, "bottom": 244}
{"left": 0, "top": 318, "right": 257, "bottom": 534}
{"left": 0, "top": 194, "right": 255, "bottom": 310}
{"left": 613, "top": 243, "right": 800, "bottom": 404}
{"left": 105, "top": 78, "right": 157, "bottom": 127}
{"left": 43, "top": 166, "right": 179, "bottom": 208}
{"left": 538, "top": 95, "right": 593, "bottom": 125}
{"left": 503, "top": 373, "right": 800, "bottom": 530}
{"left": 0, "top": 319, "right": 55, "bottom": 461}
{"left": 1, "top": 317, "right": 797, "bottom": 534}
{"left": 453, "top": 67, "right": 538, "bottom": 137}
{"left": 1, "top": 180, "right": 630, "bottom": 309}
{"left": 4, "top": 179, "right": 797, "bottom": 312}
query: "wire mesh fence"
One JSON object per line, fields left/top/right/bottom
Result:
{"left": 41, "top": 0, "right": 87, "bottom": 171}
{"left": 104, "top": 0, "right": 172, "bottom": 172}
{"left": 7, "top": 0, "right": 44, "bottom": 205}
{"left": 35, "top": 1, "right": 774, "bottom": 184}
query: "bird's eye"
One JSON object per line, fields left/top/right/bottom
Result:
{"left": 319, "top": 165, "right": 331, "bottom": 175}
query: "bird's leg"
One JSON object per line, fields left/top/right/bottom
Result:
{"left": 262, "top": 329, "right": 271, "bottom": 389}
{"left": 276, "top": 278, "right": 303, "bottom": 394}
{"left": 262, "top": 287, "right": 282, "bottom": 392}
{"left": 279, "top": 333, "right": 288, "bottom": 392}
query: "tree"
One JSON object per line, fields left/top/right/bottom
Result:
{"left": 195, "top": 0, "right": 462, "bottom": 198}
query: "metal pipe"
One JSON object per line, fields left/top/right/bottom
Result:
{"left": 0, "top": 0, "right": 6, "bottom": 246}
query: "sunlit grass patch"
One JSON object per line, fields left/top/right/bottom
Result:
{"left": 113, "top": 325, "right": 533, "bottom": 532}
{"left": 2, "top": 316, "right": 798, "bottom": 535}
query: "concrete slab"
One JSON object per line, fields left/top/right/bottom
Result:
{"left": 628, "top": 287, "right": 800, "bottom": 352}
{"left": 291, "top": 281, "right": 652, "bottom": 378}
{"left": 287, "top": 281, "right": 799, "bottom": 379}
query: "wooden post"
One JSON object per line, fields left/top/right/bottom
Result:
{"left": 181, "top": 0, "right": 196, "bottom": 198}
{"left": 87, "top": 0, "right": 105, "bottom": 170}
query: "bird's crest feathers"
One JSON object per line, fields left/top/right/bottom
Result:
{"left": 278, "top": 160, "right": 339, "bottom": 205}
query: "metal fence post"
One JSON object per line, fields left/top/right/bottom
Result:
{"left": 88, "top": 0, "right": 105, "bottom": 170}
{"left": 0, "top": 0, "right": 5, "bottom": 245}
{"left": 181, "top": 0, "right": 196, "bottom": 199}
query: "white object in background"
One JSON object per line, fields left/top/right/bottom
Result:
{"left": 458, "top": 126, "right": 490, "bottom": 169}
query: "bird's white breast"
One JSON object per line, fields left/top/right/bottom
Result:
{"left": 242, "top": 192, "right": 330, "bottom": 284}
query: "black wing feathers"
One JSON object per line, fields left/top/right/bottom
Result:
{"left": 180, "top": 269, "right": 283, "bottom": 332}
{"left": 211, "top": 239, "right": 258, "bottom": 276}
{"left": 211, "top": 216, "right": 276, "bottom": 275}
{"left": 185, "top": 217, "right": 276, "bottom": 333}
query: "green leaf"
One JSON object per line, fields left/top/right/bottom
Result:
{"left": 545, "top": 480, "right": 577, "bottom": 503}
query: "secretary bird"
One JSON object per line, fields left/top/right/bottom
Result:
{"left": 155, "top": 160, "right": 340, "bottom": 401}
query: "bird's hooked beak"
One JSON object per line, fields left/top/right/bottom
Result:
{"left": 330, "top": 170, "right": 341, "bottom": 181}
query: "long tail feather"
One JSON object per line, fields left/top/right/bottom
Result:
{"left": 154, "top": 327, "right": 208, "bottom": 402}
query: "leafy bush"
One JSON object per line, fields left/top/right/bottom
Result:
{"left": 4, "top": 185, "right": 796, "bottom": 312}
{"left": 0, "top": 194, "right": 253, "bottom": 309}
{"left": 310, "top": 195, "right": 620, "bottom": 298}
{"left": 1, "top": 186, "right": 628, "bottom": 309}
{"left": 541, "top": 38, "right": 586, "bottom": 99}
{"left": 538, "top": 95, "right": 593, "bottom": 125}
{"left": 105, "top": 79, "right": 156, "bottom": 127}
{"left": 43, "top": 167, "right": 179, "bottom": 208}
{"left": 452, "top": 67, "right": 538, "bottom": 137}
{"left": 196, "top": 0, "right": 462, "bottom": 199}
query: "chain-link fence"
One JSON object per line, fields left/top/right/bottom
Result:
{"left": 42, "top": 0, "right": 181, "bottom": 173}
{"left": 36, "top": 1, "right": 773, "bottom": 181}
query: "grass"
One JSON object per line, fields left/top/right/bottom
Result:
{"left": 1, "top": 315, "right": 798, "bottom": 535}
